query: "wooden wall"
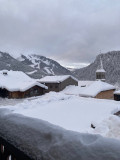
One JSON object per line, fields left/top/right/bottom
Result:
{"left": 59, "top": 77, "right": 78, "bottom": 91}
{"left": 42, "top": 77, "right": 78, "bottom": 93}
{"left": 95, "top": 89, "right": 115, "bottom": 99}
{"left": 43, "top": 83, "right": 60, "bottom": 93}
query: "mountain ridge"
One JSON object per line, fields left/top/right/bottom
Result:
{"left": 73, "top": 51, "right": 120, "bottom": 85}
{"left": 0, "top": 51, "right": 71, "bottom": 79}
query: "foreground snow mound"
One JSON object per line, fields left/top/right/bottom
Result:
{"left": 0, "top": 109, "right": 120, "bottom": 160}
{"left": 92, "top": 115, "right": 120, "bottom": 139}
{"left": 1, "top": 92, "right": 119, "bottom": 133}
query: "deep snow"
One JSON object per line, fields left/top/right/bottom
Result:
{"left": 1, "top": 91, "right": 120, "bottom": 139}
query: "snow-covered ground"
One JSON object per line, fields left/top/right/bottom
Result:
{"left": 1, "top": 90, "right": 120, "bottom": 140}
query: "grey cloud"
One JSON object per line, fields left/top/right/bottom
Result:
{"left": 0, "top": 0, "right": 120, "bottom": 66}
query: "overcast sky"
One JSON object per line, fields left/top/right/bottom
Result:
{"left": 0, "top": 0, "right": 120, "bottom": 68}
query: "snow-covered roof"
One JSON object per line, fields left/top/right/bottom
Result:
{"left": 79, "top": 81, "right": 115, "bottom": 97}
{"left": 0, "top": 70, "right": 48, "bottom": 91}
{"left": 96, "top": 69, "right": 106, "bottom": 73}
{"left": 114, "top": 90, "right": 120, "bottom": 95}
{"left": 39, "top": 75, "right": 78, "bottom": 83}
{"left": 79, "top": 81, "right": 94, "bottom": 87}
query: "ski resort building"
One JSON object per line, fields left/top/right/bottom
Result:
{"left": 39, "top": 75, "right": 78, "bottom": 92}
{"left": 79, "top": 81, "right": 116, "bottom": 99}
{"left": 0, "top": 70, "right": 48, "bottom": 98}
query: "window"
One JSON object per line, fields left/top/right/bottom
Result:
{"left": 34, "top": 88, "right": 38, "bottom": 94}
{"left": 50, "top": 85, "right": 53, "bottom": 89}
{"left": 55, "top": 85, "right": 58, "bottom": 88}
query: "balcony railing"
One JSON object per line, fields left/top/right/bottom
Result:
{"left": 0, "top": 137, "right": 33, "bottom": 160}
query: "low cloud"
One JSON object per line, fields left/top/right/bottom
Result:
{"left": 0, "top": 0, "right": 120, "bottom": 66}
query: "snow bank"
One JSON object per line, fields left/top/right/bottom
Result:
{"left": 92, "top": 115, "right": 120, "bottom": 140}
{"left": 2, "top": 92, "right": 119, "bottom": 133}
{"left": 0, "top": 109, "right": 120, "bottom": 160}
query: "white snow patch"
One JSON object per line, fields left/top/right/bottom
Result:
{"left": 114, "top": 89, "right": 120, "bottom": 95}
{"left": 96, "top": 69, "right": 106, "bottom": 73}
{"left": 26, "top": 70, "right": 37, "bottom": 75}
{"left": 43, "top": 59, "right": 50, "bottom": 65}
{"left": 92, "top": 115, "right": 120, "bottom": 139}
{"left": 17, "top": 56, "right": 25, "bottom": 61}
{"left": 44, "top": 67, "right": 52, "bottom": 74}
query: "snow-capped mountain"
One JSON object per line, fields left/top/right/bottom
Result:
{"left": 0, "top": 52, "right": 71, "bottom": 79}
{"left": 0, "top": 52, "right": 34, "bottom": 73}
{"left": 18, "top": 54, "right": 71, "bottom": 78}
{"left": 73, "top": 51, "right": 120, "bottom": 85}
{"left": 1, "top": 51, "right": 120, "bottom": 84}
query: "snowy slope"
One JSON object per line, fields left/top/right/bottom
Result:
{"left": 0, "top": 52, "right": 34, "bottom": 73}
{"left": 0, "top": 51, "right": 72, "bottom": 79}
{"left": 18, "top": 54, "right": 71, "bottom": 78}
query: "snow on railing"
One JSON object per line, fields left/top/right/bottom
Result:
{"left": 0, "top": 109, "right": 120, "bottom": 160}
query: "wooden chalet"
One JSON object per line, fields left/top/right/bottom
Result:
{"left": 79, "top": 81, "right": 116, "bottom": 99}
{"left": 0, "top": 70, "right": 47, "bottom": 98}
{"left": 39, "top": 75, "right": 78, "bottom": 92}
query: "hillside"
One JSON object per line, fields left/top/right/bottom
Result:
{"left": 0, "top": 52, "right": 71, "bottom": 79}
{"left": 73, "top": 51, "right": 120, "bottom": 84}
{"left": 18, "top": 54, "right": 71, "bottom": 78}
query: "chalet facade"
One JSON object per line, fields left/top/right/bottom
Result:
{"left": 0, "top": 70, "right": 47, "bottom": 98}
{"left": 39, "top": 75, "right": 78, "bottom": 92}
{"left": 0, "top": 85, "right": 46, "bottom": 99}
